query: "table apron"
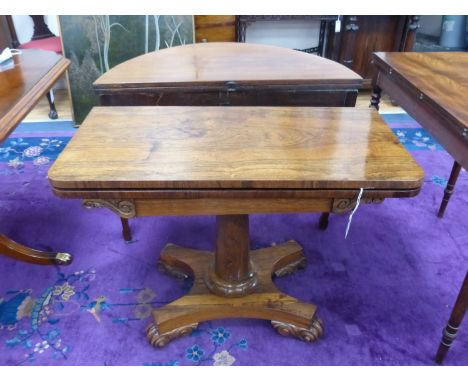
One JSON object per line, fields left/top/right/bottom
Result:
{"left": 134, "top": 198, "right": 332, "bottom": 216}
{"left": 97, "top": 89, "right": 359, "bottom": 107}
{"left": 79, "top": 195, "right": 395, "bottom": 218}
{"left": 376, "top": 71, "right": 468, "bottom": 169}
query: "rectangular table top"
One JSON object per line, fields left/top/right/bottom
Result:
{"left": 0, "top": 49, "right": 70, "bottom": 144}
{"left": 48, "top": 106, "right": 423, "bottom": 193}
{"left": 373, "top": 52, "right": 468, "bottom": 131}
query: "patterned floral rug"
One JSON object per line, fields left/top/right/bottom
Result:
{"left": 0, "top": 115, "right": 467, "bottom": 366}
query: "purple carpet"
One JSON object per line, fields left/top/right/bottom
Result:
{"left": 0, "top": 115, "right": 467, "bottom": 366}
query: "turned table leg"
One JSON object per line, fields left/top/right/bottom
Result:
{"left": 147, "top": 214, "right": 323, "bottom": 348}
{"left": 0, "top": 234, "right": 72, "bottom": 265}
{"left": 318, "top": 212, "right": 329, "bottom": 230}
{"left": 435, "top": 271, "right": 468, "bottom": 364}
{"left": 120, "top": 218, "right": 132, "bottom": 241}
{"left": 437, "top": 161, "right": 462, "bottom": 218}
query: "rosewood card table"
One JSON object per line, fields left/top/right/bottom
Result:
{"left": 94, "top": 43, "right": 362, "bottom": 108}
{"left": 93, "top": 42, "right": 363, "bottom": 240}
{"left": 48, "top": 106, "right": 423, "bottom": 347}
{"left": 371, "top": 52, "right": 468, "bottom": 218}
{"left": 0, "top": 49, "right": 72, "bottom": 265}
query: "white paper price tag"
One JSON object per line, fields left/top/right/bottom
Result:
{"left": 335, "top": 18, "right": 341, "bottom": 33}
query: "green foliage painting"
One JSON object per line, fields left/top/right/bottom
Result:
{"left": 59, "top": 15, "right": 194, "bottom": 124}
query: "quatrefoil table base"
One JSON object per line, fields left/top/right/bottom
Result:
{"left": 145, "top": 215, "right": 323, "bottom": 348}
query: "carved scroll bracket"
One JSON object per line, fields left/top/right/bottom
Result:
{"left": 271, "top": 316, "right": 323, "bottom": 343}
{"left": 83, "top": 199, "right": 136, "bottom": 218}
{"left": 332, "top": 196, "right": 384, "bottom": 213}
{"left": 147, "top": 322, "right": 198, "bottom": 348}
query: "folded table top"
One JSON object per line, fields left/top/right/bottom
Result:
{"left": 93, "top": 43, "right": 362, "bottom": 90}
{"left": 48, "top": 106, "right": 424, "bottom": 193}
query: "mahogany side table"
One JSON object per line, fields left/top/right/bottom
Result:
{"left": 48, "top": 106, "right": 423, "bottom": 347}
{"left": 0, "top": 49, "right": 72, "bottom": 265}
{"left": 370, "top": 52, "right": 468, "bottom": 218}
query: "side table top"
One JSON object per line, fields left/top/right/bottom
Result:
{"left": 93, "top": 43, "right": 362, "bottom": 90}
{"left": 0, "top": 49, "right": 70, "bottom": 144}
{"left": 49, "top": 106, "right": 423, "bottom": 193}
{"left": 373, "top": 52, "right": 468, "bottom": 131}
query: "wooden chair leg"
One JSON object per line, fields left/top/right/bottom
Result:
{"left": 121, "top": 218, "right": 132, "bottom": 241}
{"left": 438, "top": 161, "right": 462, "bottom": 218}
{"left": 46, "top": 90, "right": 58, "bottom": 120}
{"left": 435, "top": 271, "right": 468, "bottom": 364}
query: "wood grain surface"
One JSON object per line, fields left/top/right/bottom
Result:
{"left": 373, "top": 52, "right": 468, "bottom": 131}
{"left": 0, "top": 49, "right": 70, "bottom": 143}
{"left": 93, "top": 43, "right": 362, "bottom": 90}
{"left": 194, "top": 16, "right": 236, "bottom": 43}
{"left": 49, "top": 106, "right": 423, "bottom": 192}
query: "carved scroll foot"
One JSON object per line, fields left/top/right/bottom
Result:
{"left": 157, "top": 258, "right": 193, "bottom": 280}
{"left": 145, "top": 241, "right": 320, "bottom": 348}
{"left": 272, "top": 316, "right": 324, "bottom": 343}
{"left": 147, "top": 322, "right": 198, "bottom": 348}
{"left": 274, "top": 256, "right": 307, "bottom": 278}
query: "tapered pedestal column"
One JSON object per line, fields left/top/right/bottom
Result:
{"left": 147, "top": 214, "right": 323, "bottom": 348}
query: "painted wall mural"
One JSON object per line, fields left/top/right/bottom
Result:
{"left": 59, "top": 16, "right": 194, "bottom": 124}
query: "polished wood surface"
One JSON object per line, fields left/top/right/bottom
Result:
{"left": 0, "top": 234, "right": 71, "bottom": 265}
{"left": 374, "top": 52, "right": 468, "bottom": 136}
{"left": 49, "top": 106, "right": 423, "bottom": 192}
{"left": 213, "top": 215, "right": 251, "bottom": 289}
{"left": 94, "top": 43, "right": 362, "bottom": 238}
{"left": 148, "top": 223, "right": 323, "bottom": 347}
{"left": 372, "top": 52, "right": 468, "bottom": 216}
{"left": 194, "top": 16, "right": 236, "bottom": 43}
{"left": 48, "top": 104, "right": 423, "bottom": 346}
{"left": 0, "top": 49, "right": 69, "bottom": 143}
{"left": 0, "top": 49, "right": 71, "bottom": 265}
{"left": 94, "top": 43, "right": 362, "bottom": 90}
